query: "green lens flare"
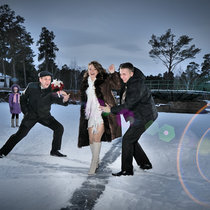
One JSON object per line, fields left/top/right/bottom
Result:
{"left": 158, "top": 124, "right": 175, "bottom": 142}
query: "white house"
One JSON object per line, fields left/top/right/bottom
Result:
{"left": 0, "top": 73, "right": 11, "bottom": 87}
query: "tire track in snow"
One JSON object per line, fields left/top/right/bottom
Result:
{"left": 61, "top": 138, "right": 122, "bottom": 210}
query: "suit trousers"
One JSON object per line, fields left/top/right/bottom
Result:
{"left": 121, "top": 122, "right": 151, "bottom": 172}
{"left": 0, "top": 115, "right": 64, "bottom": 156}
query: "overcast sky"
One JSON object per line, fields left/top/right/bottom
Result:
{"left": 1, "top": 0, "right": 210, "bottom": 75}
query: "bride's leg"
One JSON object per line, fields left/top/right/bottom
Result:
{"left": 93, "top": 124, "right": 104, "bottom": 142}
{"left": 88, "top": 127, "right": 94, "bottom": 144}
{"left": 88, "top": 124, "right": 104, "bottom": 175}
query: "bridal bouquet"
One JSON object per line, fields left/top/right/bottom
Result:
{"left": 51, "top": 79, "right": 64, "bottom": 97}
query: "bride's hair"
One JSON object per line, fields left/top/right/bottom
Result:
{"left": 83, "top": 61, "right": 106, "bottom": 79}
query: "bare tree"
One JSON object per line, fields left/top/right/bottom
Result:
{"left": 148, "top": 29, "right": 201, "bottom": 73}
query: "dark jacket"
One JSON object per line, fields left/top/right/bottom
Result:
{"left": 111, "top": 67, "right": 158, "bottom": 125}
{"left": 20, "top": 82, "right": 68, "bottom": 119}
{"left": 9, "top": 84, "right": 21, "bottom": 114}
{"left": 78, "top": 72, "right": 122, "bottom": 148}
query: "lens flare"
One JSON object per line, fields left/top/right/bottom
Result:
{"left": 196, "top": 128, "right": 210, "bottom": 183}
{"left": 158, "top": 124, "right": 175, "bottom": 142}
{"left": 177, "top": 103, "right": 210, "bottom": 207}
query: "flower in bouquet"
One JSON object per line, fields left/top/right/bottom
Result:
{"left": 51, "top": 79, "right": 64, "bottom": 97}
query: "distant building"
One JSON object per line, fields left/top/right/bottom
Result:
{"left": 0, "top": 73, "right": 11, "bottom": 87}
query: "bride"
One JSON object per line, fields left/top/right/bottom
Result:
{"left": 78, "top": 61, "right": 122, "bottom": 175}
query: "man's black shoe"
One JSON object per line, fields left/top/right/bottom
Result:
{"left": 140, "top": 163, "right": 152, "bottom": 170}
{"left": 112, "top": 170, "right": 134, "bottom": 176}
{"left": 0, "top": 153, "right": 5, "bottom": 158}
{"left": 50, "top": 150, "right": 67, "bottom": 157}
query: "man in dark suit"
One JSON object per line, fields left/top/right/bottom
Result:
{"left": 101, "top": 62, "right": 158, "bottom": 176}
{"left": 0, "top": 71, "right": 70, "bottom": 158}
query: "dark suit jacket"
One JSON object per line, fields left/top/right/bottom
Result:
{"left": 20, "top": 82, "right": 68, "bottom": 119}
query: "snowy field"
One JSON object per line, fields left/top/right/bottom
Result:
{"left": 0, "top": 102, "right": 210, "bottom": 210}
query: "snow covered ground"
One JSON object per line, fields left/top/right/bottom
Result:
{"left": 0, "top": 102, "right": 210, "bottom": 210}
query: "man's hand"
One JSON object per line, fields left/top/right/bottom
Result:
{"left": 108, "top": 64, "right": 115, "bottom": 74}
{"left": 59, "top": 91, "right": 70, "bottom": 102}
{"left": 100, "top": 103, "right": 111, "bottom": 113}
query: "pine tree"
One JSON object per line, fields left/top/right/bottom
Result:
{"left": 180, "top": 62, "right": 200, "bottom": 90}
{"left": 37, "top": 27, "right": 59, "bottom": 72}
{"left": 201, "top": 54, "right": 210, "bottom": 79}
{"left": 0, "top": 4, "right": 34, "bottom": 86}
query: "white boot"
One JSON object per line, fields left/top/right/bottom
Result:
{"left": 11, "top": 119, "right": 15, "bottom": 128}
{"left": 96, "top": 142, "right": 101, "bottom": 168}
{"left": 88, "top": 143, "right": 94, "bottom": 174}
{"left": 90, "top": 142, "right": 100, "bottom": 168}
{"left": 89, "top": 143, "right": 96, "bottom": 167}
{"left": 90, "top": 143, "right": 94, "bottom": 154}
{"left": 88, "top": 142, "right": 101, "bottom": 175}
{"left": 16, "top": 118, "right": 19, "bottom": 127}
{"left": 90, "top": 142, "right": 101, "bottom": 169}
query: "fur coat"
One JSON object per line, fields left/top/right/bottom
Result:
{"left": 78, "top": 72, "right": 122, "bottom": 147}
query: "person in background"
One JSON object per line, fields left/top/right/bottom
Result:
{"left": 0, "top": 71, "right": 70, "bottom": 159}
{"left": 101, "top": 62, "right": 158, "bottom": 176}
{"left": 78, "top": 61, "right": 122, "bottom": 175}
{"left": 9, "top": 84, "right": 21, "bottom": 127}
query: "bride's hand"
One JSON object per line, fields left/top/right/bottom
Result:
{"left": 108, "top": 64, "right": 115, "bottom": 74}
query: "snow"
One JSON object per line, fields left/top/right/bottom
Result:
{"left": 0, "top": 102, "right": 210, "bottom": 210}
